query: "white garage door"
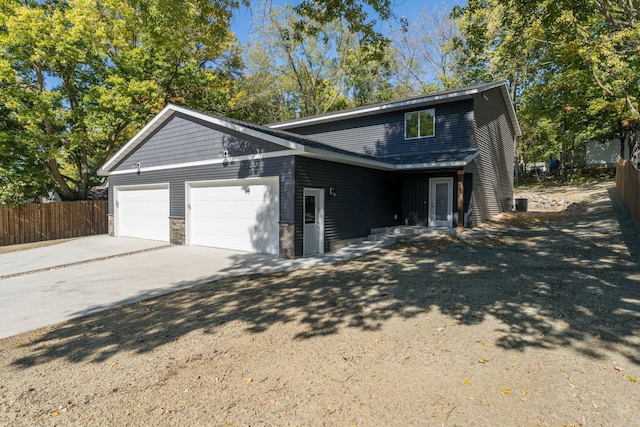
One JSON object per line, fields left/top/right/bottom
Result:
{"left": 187, "top": 178, "right": 279, "bottom": 254}
{"left": 115, "top": 184, "right": 170, "bottom": 242}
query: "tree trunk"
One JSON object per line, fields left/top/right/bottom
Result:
{"left": 44, "top": 159, "right": 76, "bottom": 201}
{"left": 630, "top": 123, "right": 639, "bottom": 167}
{"left": 560, "top": 145, "right": 567, "bottom": 182}
{"left": 618, "top": 119, "right": 626, "bottom": 159}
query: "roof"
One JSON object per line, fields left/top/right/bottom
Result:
{"left": 99, "top": 103, "right": 482, "bottom": 175}
{"left": 270, "top": 81, "right": 522, "bottom": 137}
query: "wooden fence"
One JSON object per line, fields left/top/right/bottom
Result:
{"left": 0, "top": 200, "right": 108, "bottom": 246}
{"left": 616, "top": 158, "right": 640, "bottom": 229}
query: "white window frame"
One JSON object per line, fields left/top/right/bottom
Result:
{"left": 404, "top": 108, "right": 436, "bottom": 140}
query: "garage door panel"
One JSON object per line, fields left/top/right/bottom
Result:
{"left": 116, "top": 186, "right": 170, "bottom": 242}
{"left": 187, "top": 179, "right": 279, "bottom": 254}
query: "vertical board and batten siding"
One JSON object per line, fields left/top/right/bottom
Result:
{"left": 467, "top": 89, "right": 515, "bottom": 224}
{"left": 0, "top": 201, "right": 108, "bottom": 246}
{"left": 109, "top": 156, "right": 295, "bottom": 222}
{"left": 401, "top": 172, "right": 473, "bottom": 227}
{"left": 112, "top": 112, "right": 288, "bottom": 172}
{"left": 294, "top": 157, "right": 401, "bottom": 256}
{"left": 288, "top": 99, "right": 474, "bottom": 158}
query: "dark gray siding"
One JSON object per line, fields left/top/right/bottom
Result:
{"left": 288, "top": 99, "right": 474, "bottom": 158}
{"left": 294, "top": 157, "right": 401, "bottom": 256}
{"left": 467, "top": 88, "right": 515, "bottom": 224}
{"left": 401, "top": 171, "right": 472, "bottom": 227}
{"left": 109, "top": 156, "right": 295, "bottom": 221}
{"left": 113, "top": 112, "right": 288, "bottom": 172}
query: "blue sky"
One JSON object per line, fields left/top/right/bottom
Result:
{"left": 230, "top": 1, "right": 463, "bottom": 45}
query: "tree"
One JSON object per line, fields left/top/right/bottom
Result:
{"left": 0, "top": 0, "right": 242, "bottom": 202}
{"left": 0, "top": 0, "right": 396, "bottom": 203}
{"left": 390, "top": 5, "right": 462, "bottom": 94}
{"left": 453, "top": 0, "right": 640, "bottom": 170}
{"left": 236, "top": 4, "right": 397, "bottom": 122}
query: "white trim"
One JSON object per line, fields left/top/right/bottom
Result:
{"left": 429, "top": 177, "right": 453, "bottom": 228}
{"left": 185, "top": 177, "right": 279, "bottom": 253}
{"left": 113, "top": 183, "right": 170, "bottom": 241}
{"left": 270, "top": 83, "right": 505, "bottom": 129}
{"left": 113, "top": 183, "right": 170, "bottom": 191}
{"left": 404, "top": 108, "right": 436, "bottom": 140}
{"left": 186, "top": 176, "right": 277, "bottom": 189}
{"left": 394, "top": 150, "right": 480, "bottom": 170}
{"left": 303, "top": 188, "right": 325, "bottom": 256}
{"left": 108, "top": 150, "right": 296, "bottom": 176}
{"left": 498, "top": 84, "right": 522, "bottom": 136}
{"left": 100, "top": 104, "right": 309, "bottom": 175}
{"left": 109, "top": 147, "right": 479, "bottom": 176}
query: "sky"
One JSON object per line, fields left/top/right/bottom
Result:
{"left": 229, "top": 0, "right": 463, "bottom": 45}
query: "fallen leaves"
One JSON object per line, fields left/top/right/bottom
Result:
{"left": 629, "top": 376, "right": 637, "bottom": 383}
{"left": 478, "top": 357, "right": 489, "bottom": 363}
{"left": 500, "top": 387, "right": 512, "bottom": 395}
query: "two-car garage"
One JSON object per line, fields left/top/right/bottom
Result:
{"left": 114, "top": 178, "right": 280, "bottom": 255}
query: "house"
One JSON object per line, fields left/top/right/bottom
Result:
{"left": 99, "top": 81, "right": 520, "bottom": 258}
{"left": 584, "top": 139, "right": 630, "bottom": 167}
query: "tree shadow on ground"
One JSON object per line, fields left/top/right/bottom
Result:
{"left": 10, "top": 185, "right": 640, "bottom": 368}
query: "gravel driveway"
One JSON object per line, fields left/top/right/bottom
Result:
{"left": 1, "top": 182, "right": 638, "bottom": 426}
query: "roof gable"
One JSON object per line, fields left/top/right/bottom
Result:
{"left": 270, "top": 81, "right": 521, "bottom": 137}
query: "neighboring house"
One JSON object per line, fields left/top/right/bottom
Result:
{"left": 584, "top": 139, "right": 630, "bottom": 167}
{"left": 99, "top": 81, "right": 520, "bottom": 258}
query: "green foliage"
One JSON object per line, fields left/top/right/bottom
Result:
{"left": 0, "top": 0, "right": 243, "bottom": 202}
{"left": 390, "top": 5, "right": 463, "bottom": 93}
{"left": 0, "top": 0, "right": 396, "bottom": 202}
{"left": 235, "top": 4, "right": 400, "bottom": 122}
{"left": 453, "top": 0, "right": 640, "bottom": 171}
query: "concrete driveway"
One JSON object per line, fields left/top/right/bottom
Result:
{"left": 0, "top": 235, "right": 392, "bottom": 339}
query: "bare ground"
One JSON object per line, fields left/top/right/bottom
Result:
{"left": 1, "top": 182, "right": 639, "bottom": 426}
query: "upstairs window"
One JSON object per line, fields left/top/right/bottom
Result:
{"left": 405, "top": 109, "right": 435, "bottom": 139}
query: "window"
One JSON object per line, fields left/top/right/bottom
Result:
{"left": 405, "top": 109, "right": 435, "bottom": 139}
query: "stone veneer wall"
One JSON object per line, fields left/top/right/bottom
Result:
{"left": 279, "top": 222, "right": 295, "bottom": 259}
{"left": 170, "top": 217, "right": 185, "bottom": 245}
{"left": 108, "top": 214, "right": 114, "bottom": 236}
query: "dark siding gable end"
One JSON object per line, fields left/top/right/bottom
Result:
{"left": 466, "top": 88, "right": 515, "bottom": 223}
{"left": 113, "top": 112, "right": 290, "bottom": 172}
{"left": 287, "top": 99, "right": 474, "bottom": 158}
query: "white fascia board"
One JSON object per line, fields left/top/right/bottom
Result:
{"left": 393, "top": 150, "right": 480, "bottom": 170}
{"left": 99, "top": 104, "right": 308, "bottom": 175}
{"left": 299, "top": 147, "right": 479, "bottom": 171}
{"left": 300, "top": 147, "right": 394, "bottom": 171}
{"left": 269, "top": 85, "right": 502, "bottom": 130}
{"left": 99, "top": 104, "right": 176, "bottom": 175}
{"left": 108, "top": 150, "right": 297, "bottom": 176}
{"left": 498, "top": 84, "right": 522, "bottom": 136}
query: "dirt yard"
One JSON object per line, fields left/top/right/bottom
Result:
{"left": 1, "top": 182, "right": 639, "bottom": 426}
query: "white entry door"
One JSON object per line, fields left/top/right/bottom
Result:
{"left": 186, "top": 178, "right": 279, "bottom": 254}
{"left": 429, "top": 178, "right": 453, "bottom": 228}
{"left": 303, "top": 188, "right": 324, "bottom": 256}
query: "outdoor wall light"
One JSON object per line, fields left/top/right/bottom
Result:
{"left": 222, "top": 150, "right": 229, "bottom": 158}
{"left": 329, "top": 187, "right": 336, "bottom": 197}
{"left": 482, "top": 94, "right": 489, "bottom": 101}
{"left": 133, "top": 162, "right": 141, "bottom": 174}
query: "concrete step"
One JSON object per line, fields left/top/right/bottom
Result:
{"left": 370, "top": 226, "right": 457, "bottom": 236}
{"left": 370, "top": 226, "right": 430, "bottom": 236}
{"left": 366, "top": 234, "right": 398, "bottom": 244}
